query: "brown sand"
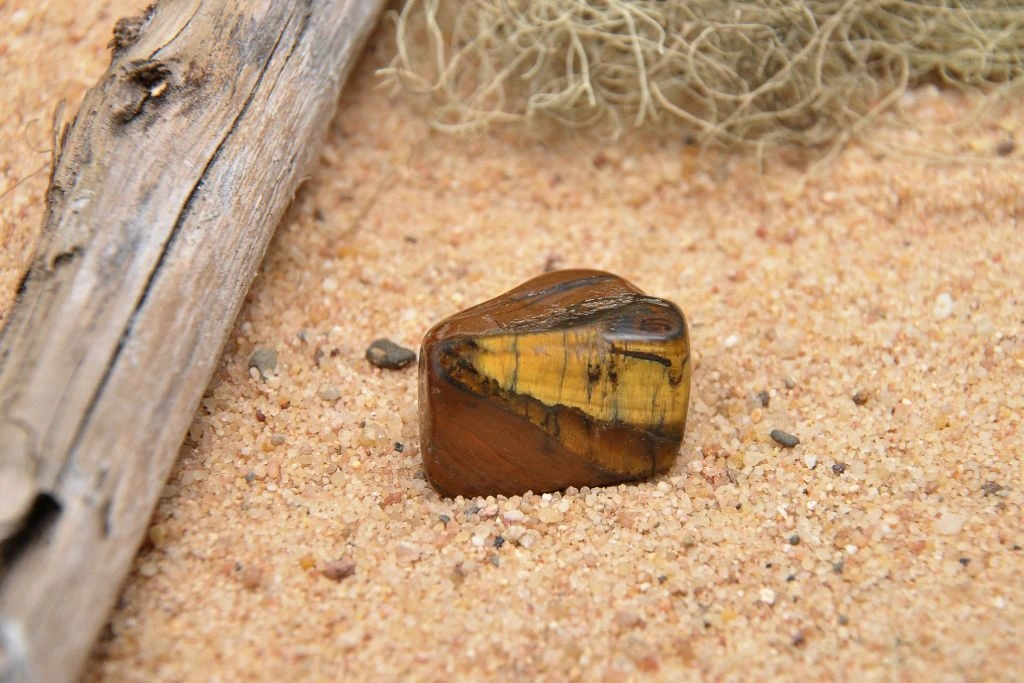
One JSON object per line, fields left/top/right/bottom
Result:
{"left": 2, "top": 3, "right": 1023, "bottom": 681}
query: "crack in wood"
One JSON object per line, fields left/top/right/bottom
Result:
{"left": 0, "top": 493, "right": 61, "bottom": 578}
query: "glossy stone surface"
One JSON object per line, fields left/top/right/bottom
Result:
{"left": 419, "top": 270, "right": 691, "bottom": 498}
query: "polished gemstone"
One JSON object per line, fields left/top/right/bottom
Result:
{"left": 419, "top": 270, "right": 692, "bottom": 498}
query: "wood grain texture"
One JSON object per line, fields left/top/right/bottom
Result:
{"left": 0, "top": 1, "right": 385, "bottom": 681}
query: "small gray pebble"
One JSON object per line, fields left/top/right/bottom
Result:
{"left": 770, "top": 429, "right": 800, "bottom": 448}
{"left": 248, "top": 348, "right": 277, "bottom": 380}
{"left": 365, "top": 338, "right": 416, "bottom": 370}
{"left": 981, "top": 481, "right": 1004, "bottom": 496}
{"left": 317, "top": 385, "right": 341, "bottom": 401}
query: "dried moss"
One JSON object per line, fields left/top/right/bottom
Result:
{"left": 382, "top": 0, "right": 1024, "bottom": 149}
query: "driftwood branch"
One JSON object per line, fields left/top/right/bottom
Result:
{"left": 0, "top": 1, "right": 385, "bottom": 681}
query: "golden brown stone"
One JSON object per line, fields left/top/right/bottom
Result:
{"left": 419, "top": 270, "right": 692, "bottom": 498}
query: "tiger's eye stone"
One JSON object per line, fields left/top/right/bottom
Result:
{"left": 419, "top": 270, "right": 691, "bottom": 498}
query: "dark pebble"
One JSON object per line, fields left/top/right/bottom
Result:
{"left": 245, "top": 471, "right": 256, "bottom": 484}
{"left": 832, "top": 462, "right": 848, "bottom": 476}
{"left": 757, "top": 390, "right": 770, "bottom": 408}
{"left": 852, "top": 390, "right": 869, "bottom": 406}
{"left": 833, "top": 561, "right": 845, "bottom": 574}
{"left": 838, "top": 614, "right": 849, "bottom": 626}
{"left": 770, "top": 429, "right": 800, "bottom": 448}
{"left": 438, "top": 514, "right": 451, "bottom": 525}
{"left": 248, "top": 348, "right": 277, "bottom": 380}
{"left": 322, "top": 558, "right": 357, "bottom": 582}
{"left": 996, "top": 139, "right": 1015, "bottom": 156}
{"left": 981, "top": 481, "right": 1004, "bottom": 496}
{"left": 959, "top": 557, "right": 970, "bottom": 567}
{"left": 394, "top": 442, "right": 405, "bottom": 453}
{"left": 365, "top": 338, "right": 416, "bottom": 370}
{"left": 788, "top": 534, "right": 800, "bottom": 545}
{"left": 657, "top": 574, "right": 668, "bottom": 584}
{"left": 465, "top": 504, "right": 480, "bottom": 516}
{"left": 791, "top": 631, "right": 805, "bottom": 646}
{"left": 493, "top": 536, "right": 506, "bottom": 548}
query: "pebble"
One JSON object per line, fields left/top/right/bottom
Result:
{"left": 614, "top": 610, "right": 642, "bottom": 629}
{"left": 240, "top": 566, "right": 263, "bottom": 590}
{"left": 803, "top": 454, "right": 818, "bottom": 469}
{"left": 358, "top": 422, "right": 389, "bottom": 448}
{"left": 317, "top": 384, "right": 341, "bottom": 401}
{"left": 502, "top": 509, "right": 526, "bottom": 523}
{"left": 147, "top": 524, "right": 169, "bottom": 547}
{"left": 832, "top": 462, "right": 848, "bottom": 476}
{"left": 518, "top": 530, "right": 540, "bottom": 548}
{"left": 981, "top": 481, "right": 1005, "bottom": 496}
{"left": 395, "top": 542, "right": 422, "bottom": 564}
{"left": 537, "top": 507, "right": 563, "bottom": 524}
{"left": 247, "top": 348, "right": 277, "bottom": 380}
{"left": 770, "top": 429, "right": 800, "bottom": 448}
{"left": 365, "top": 338, "right": 416, "bottom": 370}
{"left": 852, "top": 390, "right": 869, "bottom": 406}
{"left": 935, "top": 512, "right": 964, "bottom": 535}
{"left": 322, "top": 558, "right": 357, "bottom": 582}
{"left": 932, "top": 292, "right": 954, "bottom": 321}
{"left": 678, "top": 492, "right": 694, "bottom": 514}
{"left": 758, "top": 588, "right": 776, "bottom": 605}
{"left": 11, "top": 9, "right": 30, "bottom": 30}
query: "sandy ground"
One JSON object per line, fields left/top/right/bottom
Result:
{"left": 2, "top": 2, "right": 1023, "bottom": 681}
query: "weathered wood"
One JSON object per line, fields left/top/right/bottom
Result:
{"left": 0, "top": 1, "right": 386, "bottom": 681}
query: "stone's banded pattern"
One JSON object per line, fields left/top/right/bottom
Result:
{"left": 419, "top": 270, "right": 692, "bottom": 498}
